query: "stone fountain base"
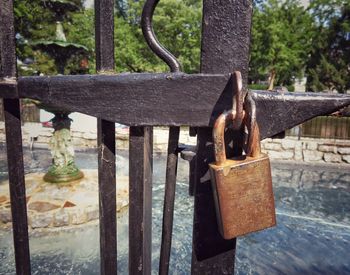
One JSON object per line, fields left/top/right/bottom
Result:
{"left": 0, "top": 170, "right": 128, "bottom": 231}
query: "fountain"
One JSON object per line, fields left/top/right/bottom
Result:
{"left": 33, "top": 0, "right": 88, "bottom": 183}
{"left": 0, "top": 0, "right": 131, "bottom": 233}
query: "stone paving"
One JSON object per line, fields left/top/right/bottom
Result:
{"left": 0, "top": 169, "right": 129, "bottom": 230}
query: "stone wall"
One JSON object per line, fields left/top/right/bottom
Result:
{"left": 0, "top": 122, "right": 349, "bottom": 164}
{"left": 261, "top": 137, "right": 350, "bottom": 164}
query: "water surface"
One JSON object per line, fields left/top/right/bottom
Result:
{"left": 0, "top": 148, "right": 349, "bottom": 274}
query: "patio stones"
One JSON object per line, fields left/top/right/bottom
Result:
{"left": 28, "top": 201, "right": 61, "bottom": 212}
{"left": 0, "top": 169, "right": 129, "bottom": 230}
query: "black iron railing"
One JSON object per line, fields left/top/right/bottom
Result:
{"left": 1, "top": 0, "right": 350, "bottom": 275}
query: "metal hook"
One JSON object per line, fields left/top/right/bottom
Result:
{"left": 141, "top": 0, "right": 182, "bottom": 73}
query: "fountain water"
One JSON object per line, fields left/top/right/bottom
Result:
{"left": 1, "top": 149, "right": 349, "bottom": 274}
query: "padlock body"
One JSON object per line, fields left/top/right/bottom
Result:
{"left": 209, "top": 153, "right": 276, "bottom": 239}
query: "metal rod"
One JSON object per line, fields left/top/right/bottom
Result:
{"left": 129, "top": 4, "right": 163, "bottom": 273}
{"left": 97, "top": 119, "right": 116, "bottom": 275}
{"left": 141, "top": 1, "right": 182, "bottom": 274}
{"left": 159, "top": 127, "right": 180, "bottom": 275}
{"left": 1, "top": 0, "right": 31, "bottom": 274}
{"left": 0, "top": 1, "right": 17, "bottom": 78}
{"left": 95, "top": 0, "right": 115, "bottom": 72}
{"left": 94, "top": 0, "right": 117, "bottom": 274}
{"left": 129, "top": 126, "right": 153, "bottom": 275}
{"left": 3, "top": 99, "right": 31, "bottom": 275}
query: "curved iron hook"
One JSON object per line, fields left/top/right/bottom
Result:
{"left": 141, "top": 0, "right": 182, "bottom": 73}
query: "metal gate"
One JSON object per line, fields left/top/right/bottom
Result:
{"left": 1, "top": 0, "right": 350, "bottom": 274}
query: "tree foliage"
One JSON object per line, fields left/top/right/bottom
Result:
{"left": 249, "top": 0, "right": 313, "bottom": 90}
{"left": 64, "top": 8, "right": 95, "bottom": 74}
{"left": 113, "top": 0, "right": 201, "bottom": 73}
{"left": 14, "top": 0, "right": 86, "bottom": 75}
{"left": 250, "top": 0, "right": 350, "bottom": 92}
{"left": 306, "top": 0, "right": 350, "bottom": 93}
{"left": 16, "top": 0, "right": 202, "bottom": 75}
{"left": 12, "top": 0, "right": 350, "bottom": 93}
{"left": 14, "top": 0, "right": 57, "bottom": 75}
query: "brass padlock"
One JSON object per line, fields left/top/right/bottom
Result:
{"left": 209, "top": 110, "right": 276, "bottom": 240}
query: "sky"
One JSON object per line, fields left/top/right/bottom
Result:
{"left": 84, "top": 0, "right": 93, "bottom": 9}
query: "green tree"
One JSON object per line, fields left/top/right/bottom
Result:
{"left": 249, "top": 0, "right": 313, "bottom": 90}
{"left": 15, "top": 0, "right": 202, "bottom": 75}
{"left": 115, "top": 0, "right": 202, "bottom": 73}
{"left": 306, "top": 0, "right": 350, "bottom": 93}
{"left": 14, "top": 0, "right": 87, "bottom": 76}
{"left": 14, "top": 0, "right": 57, "bottom": 75}
{"left": 67, "top": 0, "right": 202, "bottom": 73}
{"left": 115, "top": 0, "right": 128, "bottom": 18}
{"left": 64, "top": 8, "right": 95, "bottom": 73}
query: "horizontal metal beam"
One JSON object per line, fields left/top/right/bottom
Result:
{"left": 0, "top": 73, "right": 349, "bottom": 138}
{"left": 252, "top": 91, "right": 350, "bottom": 139}
{"left": 17, "top": 73, "right": 233, "bottom": 125}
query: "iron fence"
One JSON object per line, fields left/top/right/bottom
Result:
{"left": 1, "top": 0, "right": 350, "bottom": 274}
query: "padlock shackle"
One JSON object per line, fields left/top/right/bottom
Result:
{"left": 246, "top": 119, "right": 261, "bottom": 158}
{"left": 213, "top": 109, "right": 261, "bottom": 165}
{"left": 244, "top": 94, "right": 261, "bottom": 158}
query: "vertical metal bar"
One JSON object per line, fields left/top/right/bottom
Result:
{"left": 0, "top": 0, "right": 31, "bottom": 274}
{"left": 94, "top": 0, "right": 116, "bottom": 274}
{"left": 3, "top": 99, "right": 31, "bottom": 275}
{"left": 191, "top": 0, "right": 253, "bottom": 274}
{"left": 129, "top": 126, "right": 153, "bottom": 275}
{"left": 159, "top": 126, "right": 180, "bottom": 275}
{"left": 0, "top": 1, "right": 16, "bottom": 78}
{"left": 97, "top": 120, "right": 116, "bottom": 275}
{"left": 95, "top": 0, "right": 115, "bottom": 72}
{"left": 141, "top": 2, "right": 178, "bottom": 274}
